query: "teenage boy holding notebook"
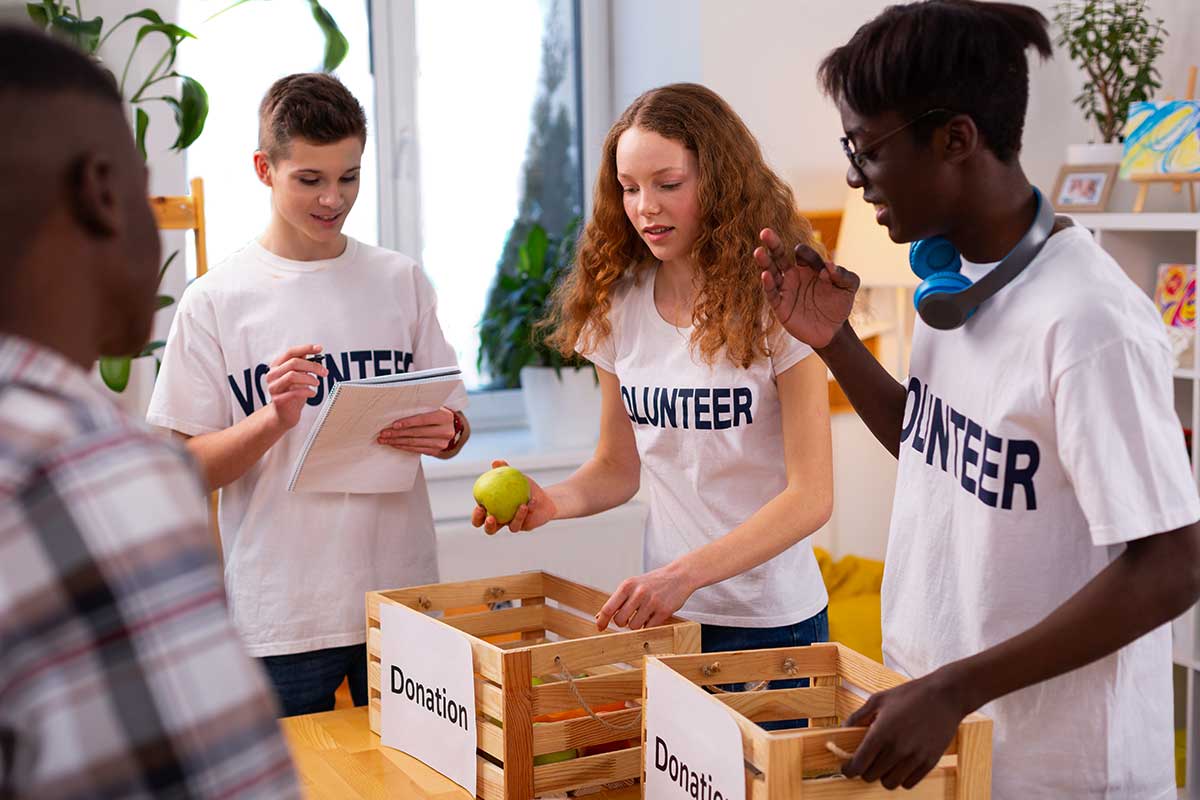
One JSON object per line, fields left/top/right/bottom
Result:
{"left": 148, "top": 73, "right": 469, "bottom": 716}
{"left": 756, "top": 1, "right": 1200, "bottom": 797}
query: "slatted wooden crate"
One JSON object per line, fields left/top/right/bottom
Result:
{"left": 366, "top": 571, "right": 701, "bottom": 800}
{"left": 647, "top": 643, "right": 992, "bottom": 799}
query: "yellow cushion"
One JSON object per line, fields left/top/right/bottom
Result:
{"left": 814, "top": 547, "right": 884, "bottom": 663}
{"left": 829, "top": 592, "right": 883, "bottom": 663}
{"left": 1177, "top": 729, "right": 1185, "bottom": 788}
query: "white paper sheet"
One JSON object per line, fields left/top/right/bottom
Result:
{"left": 288, "top": 367, "right": 463, "bottom": 493}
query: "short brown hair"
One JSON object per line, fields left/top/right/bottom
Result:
{"left": 258, "top": 73, "right": 367, "bottom": 161}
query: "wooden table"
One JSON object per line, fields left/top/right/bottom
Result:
{"left": 280, "top": 707, "right": 639, "bottom": 799}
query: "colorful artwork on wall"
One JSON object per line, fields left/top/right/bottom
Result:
{"left": 1120, "top": 101, "right": 1200, "bottom": 178}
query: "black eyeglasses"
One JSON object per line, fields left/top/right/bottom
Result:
{"left": 840, "top": 108, "right": 955, "bottom": 176}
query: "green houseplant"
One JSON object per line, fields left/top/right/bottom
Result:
{"left": 26, "top": 0, "right": 347, "bottom": 391}
{"left": 477, "top": 219, "right": 602, "bottom": 449}
{"left": 477, "top": 219, "right": 590, "bottom": 389}
{"left": 1055, "top": 0, "right": 1167, "bottom": 145}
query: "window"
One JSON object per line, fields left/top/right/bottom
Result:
{"left": 178, "top": 0, "right": 379, "bottom": 276}
{"left": 180, "top": 0, "right": 588, "bottom": 414}
{"left": 374, "top": 0, "right": 585, "bottom": 391}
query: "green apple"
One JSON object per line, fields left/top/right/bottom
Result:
{"left": 473, "top": 466, "right": 531, "bottom": 525}
{"left": 533, "top": 748, "right": 578, "bottom": 765}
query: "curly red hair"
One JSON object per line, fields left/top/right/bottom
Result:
{"left": 544, "top": 83, "right": 818, "bottom": 368}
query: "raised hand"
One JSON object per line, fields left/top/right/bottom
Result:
{"left": 265, "top": 344, "right": 327, "bottom": 430}
{"left": 756, "top": 228, "right": 860, "bottom": 349}
{"left": 470, "top": 459, "right": 557, "bottom": 534}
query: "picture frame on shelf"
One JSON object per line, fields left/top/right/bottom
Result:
{"left": 1051, "top": 163, "right": 1119, "bottom": 213}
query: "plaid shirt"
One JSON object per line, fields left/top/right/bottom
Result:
{"left": 0, "top": 336, "right": 299, "bottom": 799}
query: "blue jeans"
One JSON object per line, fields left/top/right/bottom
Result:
{"left": 260, "top": 643, "right": 368, "bottom": 718}
{"left": 701, "top": 607, "right": 829, "bottom": 731}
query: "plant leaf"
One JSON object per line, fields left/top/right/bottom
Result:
{"left": 135, "top": 107, "right": 150, "bottom": 160}
{"left": 165, "top": 76, "right": 209, "bottom": 150}
{"left": 525, "top": 224, "right": 549, "bottom": 280}
{"left": 158, "top": 249, "right": 179, "bottom": 285}
{"left": 99, "top": 355, "right": 131, "bottom": 392}
{"left": 309, "top": 0, "right": 349, "bottom": 72}
{"left": 137, "top": 339, "right": 167, "bottom": 358}
{"left": 114, "top": 9, "right": 164, "bottom": 27}
{"left": 51, "top": 13, "right": 103, "bottom": 54}
{"left": 156, "top": 294, "right": 174, "bottom": 310}
{"left": 205, "top": 0, "right": 259, "bottom": 24}
{"left": 135, "top": 21, "right": 195, "bottom": 47}
{"left": 26, "top": 4, "right": 50, "bottom": 28}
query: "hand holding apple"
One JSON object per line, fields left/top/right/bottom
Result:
{"left": 471, "top": 460, "right": 557, "bottom": 534}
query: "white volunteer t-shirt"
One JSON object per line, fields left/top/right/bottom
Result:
{"left": 147, "top": 237, "right": 467, "bottom": 657}
{"left": 886, "top": 224, "right": 1199, "bottom": 799}
{"left": 581, "top": 265, "right": 829, "bottom": 627}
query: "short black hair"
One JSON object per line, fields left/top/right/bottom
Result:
{"left": 0, "top": 23, "right": 122, "bottom": 104}
{"left": 818, "top": 0, "right": 1052, "bottom": 162}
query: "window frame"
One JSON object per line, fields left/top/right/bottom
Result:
{"left": 369, "top": 0, "right": 611, "bottom": 432}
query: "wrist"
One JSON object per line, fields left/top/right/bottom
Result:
{"left": 665, "top": 556, "right": 704, "bottom": 595}
{"left": 930, "top": 660, "right": 986, "bottom": 716}
{"left": 816, "top": 320, "right": 853, "bottom": 357}
{"left": 439, "top": 408, "right": 465, "bottom": 455}
{"left": 257, "top": 403, "right": 294, "bottom": 440}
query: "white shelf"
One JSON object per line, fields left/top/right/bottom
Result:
{"left": 1091, "top": 219, "right": 1200, "bottom": 796}
{"left": 1070, "top": 212, "right": 1200, "bottom": 232}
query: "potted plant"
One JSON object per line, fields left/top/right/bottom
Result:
{"left": 26, "top": 0, "right": 347, "bottom": 397}
{"left": 1055, "top": 0, "right": 1167, "bottom": 164}
{"left": 477, "top": 219, "right": 601, "bottom": 450}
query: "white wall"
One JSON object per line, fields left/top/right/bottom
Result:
{"left": 93, "top": 0, "right": 188, "bottom": 415}
{"left": 599, "top": 0, "right": 1200, "bottom": 559}
{"left": 613, "top": 0, "right": 1200, "bottom": 211}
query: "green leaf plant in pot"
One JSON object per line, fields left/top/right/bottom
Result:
{"left": 1055, "top": 0, "right": 1167, "bottom": 165}
{"left": 477, "top": 219, "right": 602, "bottom": 449}
{"left": 27, "top": 2, "right": 205, "bottom": 391}
{"left": 26, "top": 0, "right": 347, "bottom": 391}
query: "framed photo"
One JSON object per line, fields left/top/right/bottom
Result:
{"left": 1050, "top": 163, "right": 1119, "bottom": 212}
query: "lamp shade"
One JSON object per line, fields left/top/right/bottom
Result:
{"left": 833, "top": 187, "right": 919, "bottom": 288}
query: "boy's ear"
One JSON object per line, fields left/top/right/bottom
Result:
{"left": 941, "top": 114, "right": 980, "bottom": 165}
{"left": 69, "top": 152, "right": 121, "bottom": 237}
{"left": 253, "top": 151, "right": 274, "bottom": 187}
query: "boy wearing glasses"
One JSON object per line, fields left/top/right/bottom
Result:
{"left": 757, "top": 1, "right": 1200, "bottom": 797}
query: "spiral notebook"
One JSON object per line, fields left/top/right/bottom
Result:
{"left": 287, "top": 366, "right": 463, "bottom": 494}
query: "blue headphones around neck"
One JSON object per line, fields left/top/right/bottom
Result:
{"left": 908, "top": 187, "right": 1055, "bottom": 330}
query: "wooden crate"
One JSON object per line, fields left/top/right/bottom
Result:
{"left": 366, "top": 571, "right": 701, "bottom": 800}
{"left": 647, "top": 643, "right": 992, "bottom": 799}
